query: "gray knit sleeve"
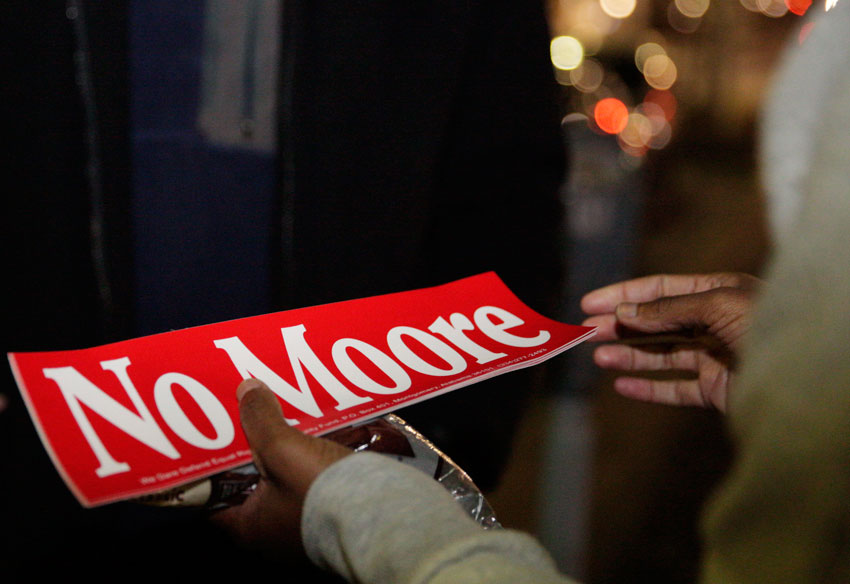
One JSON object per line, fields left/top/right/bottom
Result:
{"left": 302, "top": 452, "right": 577, "bottom": 584}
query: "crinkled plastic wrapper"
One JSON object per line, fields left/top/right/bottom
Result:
{"left": 134, "top": 414, "right": 501, "bottom": 529}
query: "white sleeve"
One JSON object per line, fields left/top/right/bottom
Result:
{"left": 302, "top": 452, "right": 578, "bottom": 584}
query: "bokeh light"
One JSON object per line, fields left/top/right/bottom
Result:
{"left": 594, "top": 98, "right": 630, "bottom": 134}
{"left": 798, "top": 20, "right": 816, "bottom": 43}
{"left": 600, "top": 0, "right": 638, "bottom": 19}
{"left": 562, "top": 112, "right": 590, "bottom": 127}
{"left": 643, "top": 54, "right": 678, "bottom": 89}
{"left": 675, "top": 0, "right": 711, "bottom": 17}
{"left": 756, "top": 0, "right": 789, "bottom": 16}
{"left": 551, "top": 0, "right": 807, "bottom": 158}
{"left": 784, "top": 0, "right": 812, "bottom": 14}
{"left": 636, "top": 102, "right": 673, "bottom": 149}
{"left": 619, "top": 113, "right": 653, "bottom": 148}
{"left": 668, "top": 2, "right": 703, "bottom": 33}
{"left": 635, "top": 42, "right": 667, "bottom": 73}
{"left": 571, "top": 59, "right": 606, "bottom": 93}
{"left": 618, "top": 135, "right": 648, "bottom": 158}
{"left": 551, "top": 35, "right": 585, "bottom": 71}
{"left": 643, "top": 89, "right": 678, "bottom": 121}
{"left": 636, "top": 102, "right": 666, "bottom": 132}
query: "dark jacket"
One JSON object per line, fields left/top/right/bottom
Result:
{"left": 1, "top": 1, "right": 565, "bottom": 577}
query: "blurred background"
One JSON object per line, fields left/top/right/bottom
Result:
{"left": 487, "top": 0, "right": 809, "bottom": 582}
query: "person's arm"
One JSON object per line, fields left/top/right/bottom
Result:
{"left": 215, "top": 379, "right": 577, "bottom": 584}
{"left": 581, "top": 272, "right": 761, "bottom": 412}
{"left": 700, "top": 25, "right": 850, "bottom": 580}
{"left": 304, "top": 451, "right": 575, "bottom": 584}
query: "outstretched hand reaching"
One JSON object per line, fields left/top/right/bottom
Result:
{"left": 581, "top": 273, "right": 762, "bottom": 412}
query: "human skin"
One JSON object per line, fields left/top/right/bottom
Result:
{"left": 212, "top": 379, "right": 351, "bottom": 552}
{"left": 580, "top": 273, "right": 762, "bottom": 412}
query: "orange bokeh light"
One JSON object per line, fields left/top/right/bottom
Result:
{"left": 594, "top": 98, "right": 629, "bottom": 134}
{"left": 785, "top": 0, "right": 812, "bottom": 15}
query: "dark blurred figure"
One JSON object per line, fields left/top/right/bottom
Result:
{"left": 0, "top": 0, "right": 565, "bottom": 579}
